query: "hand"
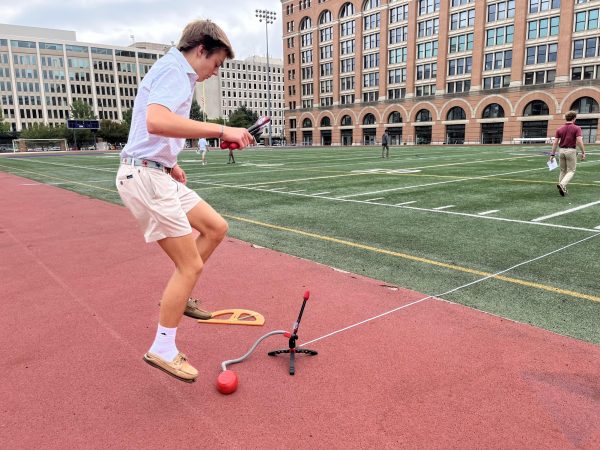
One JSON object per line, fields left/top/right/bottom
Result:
{"left": 221, "top": 126, "right": 254, "bottom": 149}
{"left": 171, "top": 164, "right": 187, "bottom": 184}
{"left": 581, "top": 153, "right": 586, "bottom": 161}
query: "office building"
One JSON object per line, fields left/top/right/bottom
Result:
{"left": 199, "top": 55, "right": 285, "bottom": 141}
{"left": 0, "top": 24, "right": 165, "bottom": 132}
{"left": 282, "top": 0, "right": 600, "bottom": 145}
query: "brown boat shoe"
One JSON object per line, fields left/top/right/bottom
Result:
{"left": 143, "top": 352, "right": 198, "bottom": 383}
{"left": 184, "top": 298, "right": 212, "bottom": 320}
{"left": 157, "top": 298, "right": 212, "bottom": 320}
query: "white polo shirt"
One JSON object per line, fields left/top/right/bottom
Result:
{"left": 120, "top": 47, "right": 198, "bottom": 168}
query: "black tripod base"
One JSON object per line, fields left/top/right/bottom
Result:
{"left": 268, "top": 348, "right": 318, "bottom": 375}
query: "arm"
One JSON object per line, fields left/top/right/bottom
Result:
{"left": 147, "top": 104, "right": 253, "bottom": 147}
{"left": 577, "top": 136, "right": 586, "bottom": 160}
{"left": 549, "top": 137, "right": 559, "bottom": 158}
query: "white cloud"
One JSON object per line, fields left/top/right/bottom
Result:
{"left": 3, "top": 0, "right": 283, "bottom": 58}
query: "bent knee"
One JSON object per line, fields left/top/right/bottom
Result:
{"left": 210, "top": 218, "right": 229, "bottom": 242}
{"left": 180, "top": 257, "right": 204, "bottom": 278}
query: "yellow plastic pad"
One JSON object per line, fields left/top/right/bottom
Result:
{"left": 198, "top": 309, "right": 265, "bottom": 326}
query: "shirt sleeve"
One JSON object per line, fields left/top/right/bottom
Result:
{"left": 147, "top": 66, "right": 191, "bottom": 112}
{"left": 576, "top": 126, "right": 582, "bottom": 137}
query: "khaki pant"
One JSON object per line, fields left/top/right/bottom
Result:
{"left": 558, "top": 148, "right": 577, "bottom": 188}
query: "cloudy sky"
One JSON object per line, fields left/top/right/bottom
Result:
{"left": 3, "top": 0, "right": 284, "bottom": 60}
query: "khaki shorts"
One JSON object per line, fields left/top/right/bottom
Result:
{"left": 116, "top": 164, "right": 201, "bottom": 242}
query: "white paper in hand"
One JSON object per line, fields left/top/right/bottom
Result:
{"left": 547, "top": 158, "right": 558, "bottom": 171}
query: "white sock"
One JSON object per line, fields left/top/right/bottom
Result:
{"left": 148, "top": 325, "right": 178, "bottom": 362}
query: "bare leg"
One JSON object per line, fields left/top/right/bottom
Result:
{"left": 186, "top": 200, "right": 229, "bottom": 262}
{"left": 157, "top": 234, "right": 204, "bottom": 327}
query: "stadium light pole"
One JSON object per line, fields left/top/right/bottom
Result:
{"left": 255, "top": 8, "right": 276, "bottom": 146}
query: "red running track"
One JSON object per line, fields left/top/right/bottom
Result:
{"left": 1, "top": 171, "right": 599, "bottom": 449}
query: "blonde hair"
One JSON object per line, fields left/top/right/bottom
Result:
{"left": 177, "top": 20, "right": 234, "bottom": 59}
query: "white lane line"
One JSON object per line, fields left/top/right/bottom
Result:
{"left": 287, "top": 189, "right": 307, "bottom": 193}
{"left": 268, "top": 187, "right": 286, "bottom": 191}
{"left": 300, "top": 233, "right": 600, "bottom": 348}
{"left": 595, "top": 225, "right": 600, "bottom": 230}
{"left": 478, "top": 210, "right": 500, "bottom": 216}
{"left": 336, "top": 164, "right": 548, "bottom": 199}
{"left": 433, "top": 205, "right": 455, "bottom": 210}
{"left": 394, "top": 201, "right": 417, "bottom": 206}
{"left": 312, "top": 192, "right": 331, "bottom": 196}
{"left": 531, "top": 200, "right": 600, "bottom": 222}
{"left": 364, "top": 197, "right": 385, "bottom": 202}
{"left": 190, "top": 179, "right": 600, "bottom": 234}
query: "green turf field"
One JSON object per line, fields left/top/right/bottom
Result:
{"left": 2, "top": 144, "right": 599, "bottom": 344}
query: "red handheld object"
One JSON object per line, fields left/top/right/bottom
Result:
{"left": 220, "top": 141, "right": 239, "bottom": 150}
{"left": 219, "top": 116, "right": 271, "bottom": 150}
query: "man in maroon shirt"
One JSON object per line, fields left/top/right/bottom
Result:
{"left": 549, "top": 111, "right": 586, "bottom": 196}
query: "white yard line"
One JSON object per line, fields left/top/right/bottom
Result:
{"left": 394, "top": 201, "right": 417, "bottom": 206}
{"left": 312, "top": 191, "right": 331, "bottom": 196}
{"left": 336, "top": 165, "right": 547, "bottom": 199}
{"left": 433, "top": 205, "right": 455, "bottom": 210}
{"left": 190, "top": 179, "right": 600, "bottom": 233}
{"left": 478, "top": 210, "right": 500, "bottom": 216}
{"left": 531, "top": 200, "right": 600, "bottom": 222}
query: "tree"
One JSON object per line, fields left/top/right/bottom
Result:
{"left": 20, "top": 123, "right": 62, "bottom": 139}
{"left": 228, "top": 105, "right": 258, "bottom": 128}
{"left": 189, "top": 99, "right": 205, "bottom": 122}
{"left": 122, "top": 108, "right": 133, "bottom": 129}
{"left": 70, "top": 100, "right": 96, "bottom": 119}
{"left": 97, "top": 119, "right": 128, "bottom": 145}
{"left": 0, "top": 110, "right": 10, "bottom": 135}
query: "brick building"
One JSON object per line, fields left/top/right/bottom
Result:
{"left": 282, "top": 0, "right": 600, "bottom": 146}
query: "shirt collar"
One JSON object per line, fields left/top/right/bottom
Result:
{"left": 168, "top": 47, "right": 198, "bottom": 82}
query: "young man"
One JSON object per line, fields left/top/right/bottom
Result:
{"left": 549, "top": 111, "right": 586, "bottom": 196}
{"left": 116, "top": 20, "right": 253, "bottom": 382}
{"left": 198, "top": 137, "right": 208, "bottom": 165}
{"left": 381, "top": 130, "right": 390, "bottom": 158}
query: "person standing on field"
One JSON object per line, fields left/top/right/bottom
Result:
{"left": 381, "top": 130, "right": 390, "bottom": 158}
{"left": 549, "top": 111, "right": 586, "bottom": 196}
{"left": 116, "top": 19, "right": 253, "bottom": 383}
{"left": 198, "top": 137, "right": 208, "bottom": 165}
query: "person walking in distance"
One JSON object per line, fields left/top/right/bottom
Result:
{"left": 116, "top": 20, "right": 253, "bottom": 383}
{"left": 381, "top": 130, "right": 390, "bottom": 158}
{"left": 549, "top": 111, "right": 586, "bottom": 196}
{"left": 198, "top": 137, "right": 208, "bottom": 165}
{"left": 227, "top": 146, "right": 236, "bottom": 164}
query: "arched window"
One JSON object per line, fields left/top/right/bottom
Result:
{"left": 415, "top": 109, "right": 432, "bottom": 122}
{"left": 300, "top": 17, "right": 312, "bottom": 30}
{"left": 302, "top": 118, "right": 313, "bottom": 128}
{"left": 570, "top": 96, "right": 600, "bottom": 114}
{"left": 363, "top": 113, "right": 376, "bottom": 125}
{"left": 319, "top": 10, "right": 332, "bottom": 24}
{"left": 320, "top": 116, "right": 331, "bottom": 127}
{"left": 363, "top": 0, "right": 380, "bottom": 11}
{"left": 523, "top": 100, "right": 549, "bottom": 116}
{"left": 340, "top": 2, "right": 355, "bottom": 18}
{"left": 447, "top": 106, "right": 466, "bottom": 121}
{"left": 341, "top": 115, "right": 352, "bottom": 126}
{"left": 388, "top": 111, "right": 402, "bottom": 123}
{"left": 482, "top": 103, "right": 505, "bottom": 119}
